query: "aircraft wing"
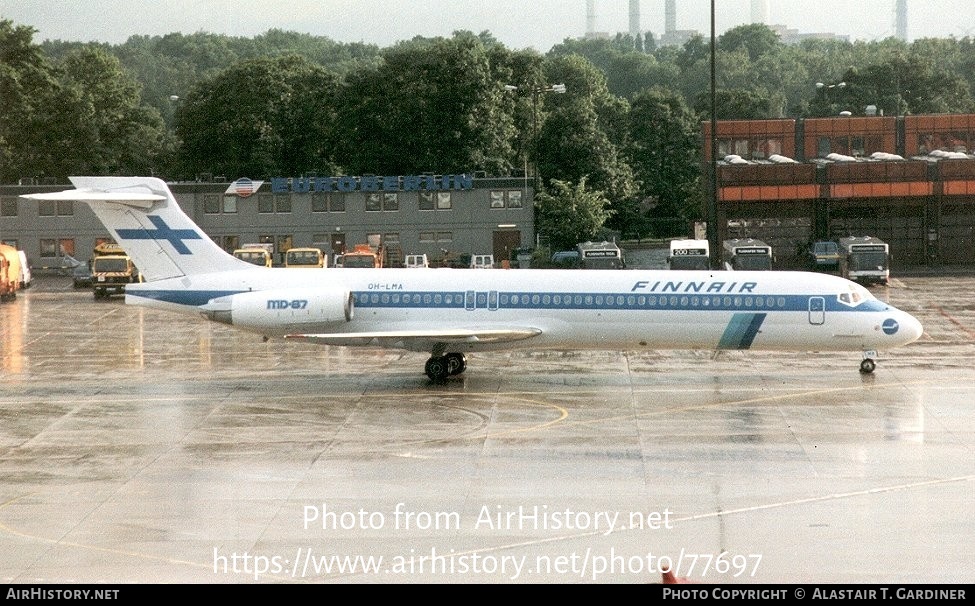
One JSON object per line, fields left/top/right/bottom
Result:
{"left": 284, "top": 327, "right": 542, "bottom": 349}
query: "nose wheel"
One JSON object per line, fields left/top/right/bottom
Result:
{"left": 859, "top": 358, "right": 876, "bottom": 374}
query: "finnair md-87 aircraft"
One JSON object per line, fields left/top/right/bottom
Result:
{"left": 25, "top": 177, "right": 923, "bottom": 381}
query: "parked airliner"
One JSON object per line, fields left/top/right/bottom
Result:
{"left": 24, "top": 177, "right": 923, "bottom": 381}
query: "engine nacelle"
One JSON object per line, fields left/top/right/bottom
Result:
{"left": 202, "top": 287, "right": 353, "bottom": 333}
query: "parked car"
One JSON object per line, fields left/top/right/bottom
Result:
{"left": 72, "top": 262, "right": 93, "bottom": 288}
{"left": 808, "top": 240, "right": 840, "bottom": 272}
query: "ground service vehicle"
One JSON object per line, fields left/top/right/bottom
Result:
{"left": 722, "top": 238, "right": 773, "bottom": 271}
{"left": 0, "top": 244, "right": 25, "bottom": 294}
{"left": 577, "top": 241, "right": 624, "bottom": 269}
{"left": 470, "top": 254, "right": 495, "bottom": 269}
{"left": 838, "top": 237, "right": 890, "bottom": 285}
{"left": 91, "top": 242, "right": 139, "bottom": 298}
{"left": 404, "top": 254, "right": 429, "bottom": 268}
{"left": 341, "top": 243, "right": 384, "bottom": 268}
{"left": 668, "top": 239, "right": 710, "bottom": 270}
{"left": 233, "top": 244, "right": 273, "bottom": 267}
{"left": 808, "top": 240, "right": 840, "bottom": 272}
{"left": 550, "top": 250, "right": 581, "bottom": 267}
{"left": 0, "top": 255, "right": 14, "bottom": 302}
{"left": 285, "top": 247, "right": 326, "bottom": 268}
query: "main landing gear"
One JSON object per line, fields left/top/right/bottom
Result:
{"left": 425, "top": 352, "right": 467, "bottom": 382}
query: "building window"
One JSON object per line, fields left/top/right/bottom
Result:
{"left": 38, "top": 200, "right": 74, "bottom": 216}
{"left": 1, "top": 197, "right": 17, "bottom": 217}
{"left": 919, "top": 131, "right": 972, "bottom": 154}
{"left": 490, "top": 191, "right": 505, "bottom": 208}
{"left": 383, "top": 192, "right": 399, "bottom": 211}
{"left": 366, "top": 193, "right": 382, "bottom": 212}
{"left": 419, "top": 231, "right": 436, "bottom": 243}
{"left": 312, "top": 194, "right": 328, "bottom": 212}
{"left": 40, "top": 238, "right": 76, "bottom": 258}
{"left": 437, "top": 232, "right": 453, "bottom": 243}
{"left": 40, "top": 239, "right": 57, "bottom": 257}
{"left": 508, "top": 190, "right": 523, "bottom": 208}
{"left": 330, "top": 195, "right": 346, "bottom": 212}
{"left": 437, "top": 192, "right": 452, "bottom": 210}
{"left": 275, "top": 194, "right": 291, "bottom": 213}
{"left": 222, "top": 195, "right": 237, "bottom": 213}
{"left": 258, "top": 194, "right": 274, "bottom": 213}
{"left": 419, "top": 192, "right": 435, "bottom": 211}
{"left": 203, "top": 194, "right": 220, "bottom": 214}
{"left": 384, "top": 232, "right": 400, "bottom": 247}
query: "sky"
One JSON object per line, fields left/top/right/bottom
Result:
{"left": 2, "top": 0, "right": 975, "bottom": 50}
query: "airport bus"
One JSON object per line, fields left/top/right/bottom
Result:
{"left": 722, "top": 238, "right": 773, "bottom": 271}
{"left": 667, "top": 239, "right": 710, "bottom": 270}
{"left": 838, "top": 236, "right": 889, "bottom": 285}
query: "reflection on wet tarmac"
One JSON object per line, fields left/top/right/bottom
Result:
{"left": 0, "top": 276, "right": 972, "bottom": 583}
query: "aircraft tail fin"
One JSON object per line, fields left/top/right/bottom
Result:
{"left": 22, "top": 176, "right": 245, "bottom": 281}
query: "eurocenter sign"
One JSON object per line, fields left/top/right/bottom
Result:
{"left": 270, "top": 174, "right": 475, "bottom": 194}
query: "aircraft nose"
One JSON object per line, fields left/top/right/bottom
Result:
{"left": 901, "top": 311, "right": 924, "bottom": 344}
{"left": 889, "top": 309, "right": 923, "bottom": 345}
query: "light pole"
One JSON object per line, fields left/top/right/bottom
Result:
{"left": 708, "top": 0, "right": 718, "bottom": 269}
{"left": 504, "top": 83, "right": 566, "bottom": 194}
{"left": 815, "top": 81, "right": 847, "bottom": 116}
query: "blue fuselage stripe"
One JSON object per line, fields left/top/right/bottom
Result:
{"left": 131, "top": 289, "right": 887, "bottom": 315}
{"left": 718, "top": 313, "right": 768, "bottom": 349}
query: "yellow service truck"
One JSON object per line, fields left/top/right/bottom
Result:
{"left": 91, "top": 243, "right": 140, "bottom": 299}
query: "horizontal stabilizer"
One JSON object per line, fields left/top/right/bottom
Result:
{"left": 21, "top": 190, "right": 164, "bottom": 208}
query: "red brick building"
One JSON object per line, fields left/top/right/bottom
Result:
{"left": 702, "top": 114, "right": 975, "bottom": 268}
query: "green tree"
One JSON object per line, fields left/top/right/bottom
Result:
{"left": 829, "top": 55, "right": 974, "bottom": 116}
{"left": 334, "top": 33, "right": 514, "bottom": 176}
{"left": 537, "top": 54, "right": 636, "bottom": 208}
{"left": 694, "top": 87, "right": 775, "bottom": 120}
{"left": 176, "top": 55, "right": 341, "bottom": 179}
{"left": 0, "top": 20, "right": 76, "bottom": 181}
{"left": 534, "top": 178, "right": 613, "bottom": 251}
{"left": 58, "top": 46, "right": 170, "bottom": 175}
{"left": 626, "top": 88, "right": 701, "bottom": 237}
{"left": 718, "top": 24, "right": 782, "bottom": 62}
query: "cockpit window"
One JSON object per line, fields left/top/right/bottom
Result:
{"left": 837, "top": 284, "right": 871, "bottom": 307}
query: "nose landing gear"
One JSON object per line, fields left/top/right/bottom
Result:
{"left": 860, "top": 350, "right": 877, "bottom": 374}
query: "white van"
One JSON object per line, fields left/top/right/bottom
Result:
{"left": 404, "top": 254, "right": 429, "bottom": 268}
{"left": 470, "top": 254, "right": 495, "bottom": 269}
{"left": 17, "top": 251, "right": 31, "bottom": 288}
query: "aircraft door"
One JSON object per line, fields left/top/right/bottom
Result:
{"left": 808, "top": 296, "right": 825, "bottom": 325}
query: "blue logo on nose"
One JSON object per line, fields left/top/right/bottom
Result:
{"left": 882, "top": 318, "right": 899, "bottom": 335}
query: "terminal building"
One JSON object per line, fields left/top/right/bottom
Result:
{"left": 6, "top": 113, "right": 975, "bottom": 272}
{"left": 0, "top": 174, "right": 534, "bottom": 269}
{"left": 704, "top": 113, "right": 975, "bottom": 268}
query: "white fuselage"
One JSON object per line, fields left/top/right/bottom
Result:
{"left": 125, "top": 267, "right": 922, "bottom": 354}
